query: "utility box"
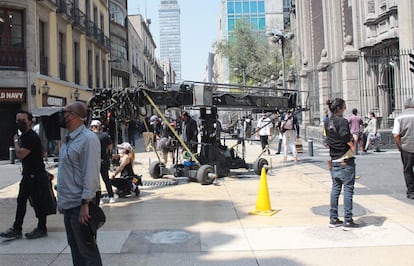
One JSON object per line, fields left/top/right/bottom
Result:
{"left": 193, "top": 85, "right": 212, "bottom": 106}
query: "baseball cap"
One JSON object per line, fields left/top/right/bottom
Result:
{"left": 90, "top": 120, "right": 101, "bottom": 127}
{"left": 117, "top": 142, "right": 133, "bottom": 151}
{"left": 150, "top": 115, "right": 158, "bottom": 125}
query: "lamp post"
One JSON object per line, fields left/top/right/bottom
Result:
{"left": 42, "top": 81, "right": 50, "bottom": 95}
{"left": 265, "top": 29, "right": 294, "bottom": 92}
{"left": 73, "top": 88, "right": 80, "bottom": 101}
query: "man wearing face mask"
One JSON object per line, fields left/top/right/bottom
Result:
{"left": 0, "top": 110, "right": 56, "bottom": 240}
{"left": 57, "top": 102, "right": 103, "bottom": 265}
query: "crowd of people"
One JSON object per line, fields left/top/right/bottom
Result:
{"left": 2, "top": 99, "right": 414, "bottom": 263}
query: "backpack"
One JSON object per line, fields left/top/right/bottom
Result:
{"left": 283, "top": 117, "right": 294, "bottom": 130}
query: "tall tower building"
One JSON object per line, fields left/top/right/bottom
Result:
{"left": 159, "top": 0, "right": 182, "bottom": 81}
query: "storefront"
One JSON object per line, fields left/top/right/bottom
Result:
{"left": 0, "top": 88, "right": 26, "bottom": 160}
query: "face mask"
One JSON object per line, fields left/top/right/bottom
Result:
{"left": 16, "top": 120, "right": 27, "bottom": 132}
{"left": 58, "top": 111, "right": 67, "bottom": 128}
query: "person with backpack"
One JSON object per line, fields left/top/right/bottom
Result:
{"left": 280, "top": 109, "right": 300, "bottom": 161}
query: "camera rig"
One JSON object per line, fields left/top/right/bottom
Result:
{"left": 87, "top": 81, "right": 307, "bottom": 185}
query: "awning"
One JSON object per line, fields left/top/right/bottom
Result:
{"left": 31, "top": 107, "right": 62, "bottom": 117}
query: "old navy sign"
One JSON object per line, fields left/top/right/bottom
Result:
{"left": 0, "top": 88, "right": 26, "bottom": 103}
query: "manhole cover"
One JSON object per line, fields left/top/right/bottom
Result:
{"left": 145, "top": 230, "right": 193, "bottom": 244}
{"left": 142, "top": 180, "right": 179, "bottom": 187}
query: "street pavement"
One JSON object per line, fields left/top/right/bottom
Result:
{"left": 1, "top": 137, "right": 414, "bottom": 266}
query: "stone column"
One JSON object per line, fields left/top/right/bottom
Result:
{"left": 342, "top": 35, "right": 360, "bottom": 116}
{"left": 318, "top": 49, "right": 331, "bottom": 125}
{"left": 299, "top": 60, "right": 310, "bottom": 127}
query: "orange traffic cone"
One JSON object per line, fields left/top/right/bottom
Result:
{"left": 249, "top": 166, "right": 278, "bottom": 216}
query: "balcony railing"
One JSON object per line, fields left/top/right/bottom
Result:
{"left": 40, "top": 56, "right": 48, "bottom": 75}
{"left": 0, "top": 47, "right": 26, "bottom": 70}
{"left": 57, "top": 0, "right": 74, "bottom": 20}
{"left": 85, "top": 20, "right": 110, "bottom": 52}
{"left": 72, "top": 7, "right": 86, "bottom": 30}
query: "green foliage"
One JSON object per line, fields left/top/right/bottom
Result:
{"left": 216, "top": 20, "right": 292, "bottom": 86}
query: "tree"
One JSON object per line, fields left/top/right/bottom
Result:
{"left": 216, "top": 20, "right": 289, "bottom": 86}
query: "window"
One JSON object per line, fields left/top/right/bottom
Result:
{"left": 227, "top": 1, "right": 235, "bottom": 14}
{"left": 73, "top": 42, "right": 80, "bottom": 84}
{"left": 250, "top": 1, "right": 257, "bottom": 13}
{"left": 0, "top": 8, "right": 25, "bottom": 69}
{"left": 59, "top": 32, "right": 66, "bottom": 80}
{"left": 111, "top": 36, "right": 127, "bottom": 60}
{"left": 109, "top": 2, "right": 125, "bottom": 26}
{"left": 39, "top": 21, "right": 47, "bottom": 74}
{"left": 0, "top": 8, "right": 24, "bottom": 48}
{"left": 243, "top": 1, "right": 250, "bottom": 13}
{"left": 258, "top": 1, "right": 265, "bottom": 13}
{"left": 235, "top": 1, "right": 242, "bottom": 13}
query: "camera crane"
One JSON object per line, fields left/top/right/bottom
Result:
{"left": 87, "top": 81, "right": 308, "bottom": 185}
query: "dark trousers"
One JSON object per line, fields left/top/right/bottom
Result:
{"left": 13, "top": 176, "right": 47, "bottom": 231}
{"left": 100, "top": 160, "right": 114, "bottom": 197}
{"left": 260, "top": 135, "right": 269, "bottom": 152}
{"left": 110, "top": 177, "right": 132, "bottom": 192}
{"left": 63, "top": 206, "right": 102, "bottom": 266}
{"left": 401, "top": 150, "right": 414, "bottom": 196}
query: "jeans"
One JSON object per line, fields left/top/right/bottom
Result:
{"left": 400, "top": 150, "right": 414, "bottom": 196}
{"left": 63, "top": 206, "right": 102, "bottom": 266}
{"left": 329, "top": 158, "right": 356, "bottom": 222}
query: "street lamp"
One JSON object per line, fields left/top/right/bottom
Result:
{"left": 265, "top": 28, "right": 294, "bottom": 92}
{"left": 42, "top": 81, "right": 50, "bottom": 95}
{"left": 73, "top": 88, "right": 80, "bottom": 101}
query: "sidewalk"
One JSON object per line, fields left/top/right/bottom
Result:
{"left": 1, "top": 137, "right": 414, "bottom": 265}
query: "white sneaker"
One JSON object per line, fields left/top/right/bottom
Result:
{"left": 99, "top": 199, "right": 104, "bottom": 205}
{"left": 109, "top": 197, "right": 115, "bottom": 203}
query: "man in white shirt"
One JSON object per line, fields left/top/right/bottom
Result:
{"left": 255, "top": 113, "right": 273, "bottom": 155}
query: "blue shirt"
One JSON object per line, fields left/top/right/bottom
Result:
{"left": 57, "top": 125, "right": 101, "bottom": 210}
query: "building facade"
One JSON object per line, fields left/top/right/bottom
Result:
{"left": 0, "top": 0, "right": 110, "bottom": 159}
{"left": 159, "top": 0, "right": 182, "bottom": 81}
{"left": 294, "top": 0, "right": 413, "bottom": 145}
{"left": 109, "top": 0, "right": 130, "bottom": 88}
{"left": 128, "top": 14, "right": 166, "bottom": 89}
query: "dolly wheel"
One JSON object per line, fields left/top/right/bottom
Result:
{"left": 149, "top": 161, "right": 165, "bottom": 179}
{"left": 196, "top": 165, "right": 215, "bottom": 185}
{"left": 253, "top": 158, "right": 268, "bottom": 175}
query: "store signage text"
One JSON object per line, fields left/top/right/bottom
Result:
{"left": 0, "top": 89, "right": 26, "bottom": 103}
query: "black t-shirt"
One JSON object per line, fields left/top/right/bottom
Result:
{"left": 20, "top": 130, "right": 45, "bottom": 176}
{"left": 325, "top": 116, "right": 353, "bottom": 160}
{"left": 96, "top": 131, "right": 112, "bottom": 160}
{"left": 121, "top": 162, "right": 135, "bottom": 177}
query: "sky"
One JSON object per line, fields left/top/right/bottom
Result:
{"left": 128, "top": 0, "right": 222, "bottom": 82}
